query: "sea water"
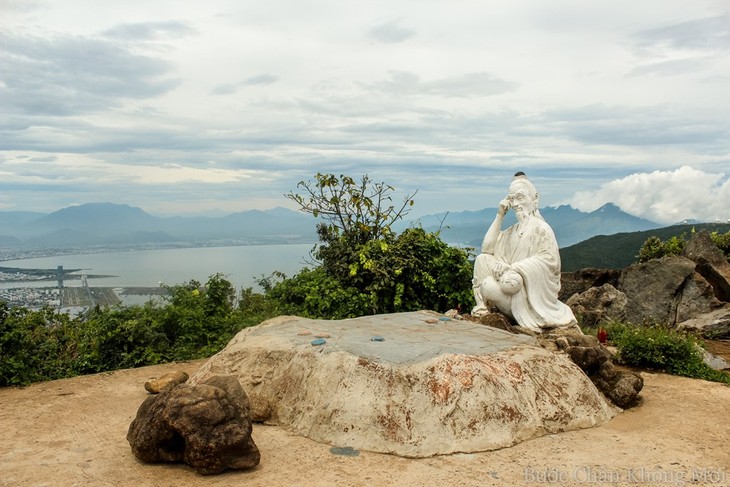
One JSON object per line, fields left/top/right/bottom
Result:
{"left": 0, "top": 243, "right": 314, "bottom": 291}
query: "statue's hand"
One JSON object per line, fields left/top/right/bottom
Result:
{"left": 498, "top": 198, "right": 510, "bottom": 216}
{"left": 493, "top": 261, "right": 510, "bottom": 278}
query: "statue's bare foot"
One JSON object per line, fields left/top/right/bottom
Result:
{"left": 471, "top": 306, "right": 490, "bottom": 317}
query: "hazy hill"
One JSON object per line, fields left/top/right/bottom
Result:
{"left": 559, "top": 222, "right": 730, "bottom": 272}
{"left": 1, "top": 203, "right": 317, "bottom": 248}
{"left": 415, "top": 203, "right": 661, "bottom": 248}
{"left": 0, "top": 210, "right": 46, "bottom": 227}
{"left": 23, "top": 203, "right": 158, "bottom": 239}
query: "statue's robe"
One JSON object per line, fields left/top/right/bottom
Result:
{"left": 475, "top": 215, "right": 576, "bottom": 331}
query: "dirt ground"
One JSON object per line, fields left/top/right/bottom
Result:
{"left": 1, "top": 360, "right": 728, "bottom": 487}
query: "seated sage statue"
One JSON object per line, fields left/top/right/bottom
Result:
{"left": 472, "top": 172, "right": 576, "bottom": 332}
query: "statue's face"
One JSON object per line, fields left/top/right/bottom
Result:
{"left": 508, "top": 183, "right": 537, "bottom": 221}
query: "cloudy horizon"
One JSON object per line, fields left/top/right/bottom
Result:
{"left": 1, "top": 0, "right": 729, "bottom": 224}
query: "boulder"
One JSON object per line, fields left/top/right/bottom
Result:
{"left": 559, "top": 269, "right": 621, "bottom": 302}
{"left": 675, "top": 272, "right": 723, "bottom": 323}
{"left": 618, "top": 256, "right": 696, "bottom": 325}
{"left": 700, "top": 347, "right": 730, "bottom": 371}
{"left": 190, "top": 311, "right": 617, "bottom": 457}
{"left": 683, "top": 230, "right": 730, "bottom": 302}
{"left": 676, "top": 304, "right": 730, "bottom": 339}
{"left": 127, "top": 375, "right": 260, "bottom": 475}
{"left": 566, "top": 284, "right": 627, "bottom": 327}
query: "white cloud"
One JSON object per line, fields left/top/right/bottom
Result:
{"left": 569, "top": 166, "right": 730, "bottom": 224}
{"left": 368, "top": 19, "right": 415, "bottom": 44}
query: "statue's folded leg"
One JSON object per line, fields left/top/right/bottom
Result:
{"left": 472, "top": 253, "right": 513, "bottom": 316}
{"left": 478, "top": 277, "right": 513, "bottom": 317}
{"left": 472, "top": 253, "right": 496, "bottom": 315}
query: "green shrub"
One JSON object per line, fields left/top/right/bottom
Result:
{"left": 606, "top": 321, "right": 730, "bottom": 384}
{"left": 637, "top": 230, "right": 730, "bottom": 263}
{"left": 710, "top": 230, "right": 730, "bottom": 258}
{"left": 0, "top": 274, "right": 276, "bottom": 386}
{"left": 266, "top": 228, "right": 474, "bottom": 319}
{"left": 0, "top": 303, "right": 80, "bottom": 386}
{"left": 637, "top": 235, "right": 687, "bottom": 262}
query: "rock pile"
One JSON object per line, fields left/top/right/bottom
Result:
{"left": 543, "top": 331, "right": 643, "bottom": 409}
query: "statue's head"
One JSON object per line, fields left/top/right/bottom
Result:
{"left": 508, "top": 172, "right": 539, "bottom": 221}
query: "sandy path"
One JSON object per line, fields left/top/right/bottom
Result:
{"left": 1, "top": 360, "right": 728, "bottom": 487}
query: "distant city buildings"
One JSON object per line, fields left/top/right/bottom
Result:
{"left": 0, "top": 270, "right": 56, "bottom": 282}
{"left": 0, "top": 287, "right": 60, "bottom": 308}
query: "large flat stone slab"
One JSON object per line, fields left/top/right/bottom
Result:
{"left": 190, "top": 311, "right": 617, "bottom": 457}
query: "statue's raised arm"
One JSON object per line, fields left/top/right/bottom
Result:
{"left": 472, "top": 172, "right": 577, "bottom": 332}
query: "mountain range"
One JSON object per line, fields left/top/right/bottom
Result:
{"left": 412, "top": 202, "right": 661, "bottom": 248}
{"left": 0, "top": 202, "right": 662, "bottom": 251}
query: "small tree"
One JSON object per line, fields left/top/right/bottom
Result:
{"left": 285, "top": 173, "right": 417, "bottom": 246}
{"left": 274, "top": 173, "right": 474, "bottom": 318}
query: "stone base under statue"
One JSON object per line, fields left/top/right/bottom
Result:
{"left": 190, "top": 311, "right": 617, "bottom": 457}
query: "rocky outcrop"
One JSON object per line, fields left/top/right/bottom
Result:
{"left": 675, "top": 272, "right": 723, "bottom": 323}
{"left": 559, "top": 269, "right": 620, "bottom": 302}
{"left": 562, "top": 231, "right": 730, "bottom": 330}
{"left": 127, "top": 375, "right": 260, "bottom": 475}
{"left": 618, "top": 256, "right": 696, "bottom": 325}
{"left": 190, "top": 312, "right": 617, "bottom": 458}
{"left": 676, "top": 304, "right": 730, "bottom": 339}
{"left": 683, "top": 230, "right": 730, "bottom": 302}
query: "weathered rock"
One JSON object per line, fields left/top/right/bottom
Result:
{"left": 700, "top": 348, "right": 730, "bottom": 371}
{"left": 541, "top": 330, "right": 643, "bottom": 408}
{"left": 144, "top": 371, "right": 189, "bottom": 394}
{"left": 683, "top": 230, "right": 730, "bottom": 302}
{"left": 475, "top": 310, "right": 537, "bottom": 337}
{"left": 566, "top": 284, "right": 628, "bottom": 327}
{"left": 127, "top": 375, "right": 260, "bottom": 475}
{"left": 676, "top": 304, "right": 730, "bottom": 339}
{"left": 618, "top": 256, "right": 696, "bottom": 325}
{"left": 675, "top": 272, "right": 723, "bottom": 323}
{"left": 593, "top": 362, "right": 644, "bottom": 409}
{"left": 559, "top": 269, "right": 621, "bottom": 302}
{"left": 190, "top": 312, "right": 617, "bottom": 457}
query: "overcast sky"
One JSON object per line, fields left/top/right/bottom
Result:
{"left": 1, "top": 0, "right": 729, "bottom": 224}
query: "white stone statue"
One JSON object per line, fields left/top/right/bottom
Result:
{"left": 472, "top": 172, "right": 577, "bottom": 332}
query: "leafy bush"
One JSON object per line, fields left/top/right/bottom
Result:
{"left": 0, "top": 274, "right": 276, "bottom": 386}
{"left": 0, "top": 303, "right": 80, "bottom": 385}
{"left": 266, "top": 228, "right": 474, "bottom": 319}
{"left": 606, "top": 321, "right": 730, "bottom": 384}
{"left": 710, "top": 230, "right": 730, "bottom": 257}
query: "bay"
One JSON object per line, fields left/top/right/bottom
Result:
{"left": 0, "top": 244, "right": 314, "bottom": 291}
